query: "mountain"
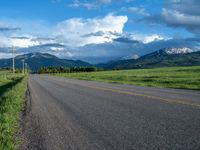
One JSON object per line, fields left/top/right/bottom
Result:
{"left": 97, "top": 48, "right": 200, "bottom": 69}
{"left": 164, "top": 47, "right": 193, "bottom": 54}
{"left": 0, "top": 52, "right": 91, "bottom": 71}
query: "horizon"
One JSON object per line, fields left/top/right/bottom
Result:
{"left": 0, "top": 0, "right": 200, "bottom": 63}
{"left": 2, "top": 47, "right": 198, "bottom": 65}
{"left": 0, "top": 1, "right": 200, "bottom": 149}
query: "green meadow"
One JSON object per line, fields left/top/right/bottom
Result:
{"left": 0, "top": 71, "right": 27, "bottom": 149}
{"left": 56, "top": 66, "right": 200, "bottom": 90}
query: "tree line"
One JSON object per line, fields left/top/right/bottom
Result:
{"left": 38, "top": 66, "right": 99, "bottom": 74}
{"left": 0, "top": 67, "right": 26, "bottom": 73}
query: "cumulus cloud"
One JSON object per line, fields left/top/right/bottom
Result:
{"left": 11, "top": 38, "right": 39, "bottom": 48}
{"left": 0, "top": 10, "right": 199, "bottom": 63}
{"left": 0, "top": 14, "right": 128, "bottom": 60}
{"left": 0, "top": 35, "right": 53, "bottom": 48}
{"left": 54, "top": 14, "right": 128, "bottom": 47}
{"left": 115, "top": 33, "right": 165, "bottom": 44}
{"left": 143, "top": 34, "right": 164, "bottom": 44}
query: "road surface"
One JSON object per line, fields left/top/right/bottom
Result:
{"left": 21, "top": 75, "right": 200, "bottom": 150}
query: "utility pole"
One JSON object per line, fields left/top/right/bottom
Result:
{"left": 22, "top": 59, "right": 25, "bottom": 75}
{"left": 12, "top": 46, "right": 15, "bottom": 75}
{"left": 25, "top": 63, "right": 27, "bottom": 74}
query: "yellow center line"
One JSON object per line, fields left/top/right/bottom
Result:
{"left": 52, "top": 75, "right": 200, "bottom": 97}
{"left": 79, "top": 84, "right": 200, "bottom": 108}
{"left": 46, "top": 76, "right": 200, "bottom": 108}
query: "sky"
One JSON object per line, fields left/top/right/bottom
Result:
{"left": 0, "top": 0, "right": 200, "bottom": 63}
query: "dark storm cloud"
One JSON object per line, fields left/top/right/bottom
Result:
{"left": 35, "top": 43, "right": 65, "bottom": 48}
{"left": 169, "top": 0, "right": 200, "bottom": 16}
{"left": 81, "top": 31, "right": 105, "bottom": 37}
{"left": 141, "top": 0, "right": 200, "bottom": 35}
{"left": 11, "top": 36, "right": 30, "bottom": 39}
{"left": 0, "top": 35, "right": 199, "bottom": 64}
{"left": 114, "top": 37, "right": 139, "bottom": 43}
{"left": 76, "top": 37, "right": 200, "bottom": 63}
{"left": 0, "top": 27, "right": 21, "bottom": 32}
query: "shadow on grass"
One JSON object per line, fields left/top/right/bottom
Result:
{"left": 0, "top": 77, "right": 23, "bottom": 98}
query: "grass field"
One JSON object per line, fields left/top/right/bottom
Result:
{"left": 0, "top": 71, "right": 27, "bottom": 149}
{"left": 56, "top": 66, "right": 200, "bottom": 90}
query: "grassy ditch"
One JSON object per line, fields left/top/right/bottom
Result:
{"left": 0, "top": 73, "right": 27, "bottom": 149}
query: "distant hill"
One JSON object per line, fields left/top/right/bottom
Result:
{"left": 97, "top": 48, "right": 200, "bottom": 69}
{"left": 0, "top": 52, "right": 91, "bottom": 71}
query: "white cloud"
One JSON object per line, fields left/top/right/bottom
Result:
{"left": 11, "top": 38, "right": 39, "bottom": 48}
{"left": 68, "top": 0, "right": 96, "bottom": 9}
{"left": 119, "top": 33, "right": 165, "bottom": 44}
{"left": 50, "top": 47, "right": 64, "bottom": 52}
{"left": 54, "top": 14, "right": 128, "bottom": 47}
{"left": 68, "top": 0, "right": 112, "bottom": 9}
{"left": 1, "top": 11, "right": 199, "bottom": 63}
{"left": 0, "top": 36, "right": 10, "bottom": 47}
{"left": 123, "top": 7, "right": 150, "bottom": 16}
{"left": 0, "top": 52, "right": 13, "bottom": 59}
{"left": 0, "top": 36, "right": 40, "bottom": 48}
{"left": 143, "top": 34, "right": 164, "bottom": 44}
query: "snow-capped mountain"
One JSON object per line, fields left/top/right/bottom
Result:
{"left": 165, "top": 47, "right": 193, "bottom": 54}
{"left": 97, "top": 48, "right": 200, "bottom": 69}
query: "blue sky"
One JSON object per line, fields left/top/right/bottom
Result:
{"left": 0, "top": 0, "right": 200, "bottom": 63}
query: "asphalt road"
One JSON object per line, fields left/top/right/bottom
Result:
{"left": 21, "top": 75, "right": 200, "bottom": 150}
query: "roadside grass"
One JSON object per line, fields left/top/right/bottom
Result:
{"left": 55, "top": 66, "right": 200, "bottom": 90}
{"left": 0, "top": 71, "right": 27, "bottom": 150}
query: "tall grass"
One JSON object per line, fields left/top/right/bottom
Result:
{"left": 56, "top": 66, "right": 200, "bottom": 90}
{"left": 0, "top": 71, "right": 27, "bottom": 150}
